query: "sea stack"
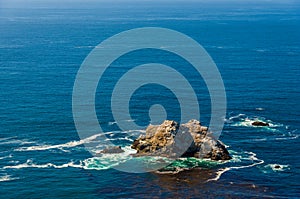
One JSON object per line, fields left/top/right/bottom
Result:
{"left": 131, "top": 119, "right": 231, "bottom": 161}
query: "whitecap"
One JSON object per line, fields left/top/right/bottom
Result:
{"left": 4, "top": 159, "right": 84, "bottom": 170}
{"left": 227, "top": 114, "right": 246, "bottom": 122}
{"left": 0, "top": 174, "right": 19, "bottom": 182}
{"left": 6, "top": 146, "right": 135, "bottom": 171}
{"left": 0, "top": 137, "right": 17, "bottom": 142}
{"left": 15, "top": 130, "right": 145, "bottom": 152}
{"left": 0, "top": 154, "right": 13, "bottom": 160}
{"left": 108, "top": 121, "right": 117, "bottom": 125}
{"left": 252, "top": 138, "right": 267, "bottom": 142}
{"left": 74, "top": 46, "right": 95, "bottom": 49}
{"left": 229, "top": 115, "right": 282, "bottom": 132}
{"left": 14, "top": 132, "right": 110, "bottom": 152}
{"left": 84, "top": 146, "right": 136, "bottom": 170}
{"left": 0, "top": 139, "right": 36, "bottom": 146}
{"left": 255, "top": 107, "right": 265, "bottom": 111}
{"left": 263, "top": 164, "right": 290, "bottom": 172}
{"left": 105, "top": 137, "right": 134, "bottom": 142}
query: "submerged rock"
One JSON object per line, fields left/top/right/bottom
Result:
{"left": 274, "top": 165, "right": 281, "bottom": 169}
{"left": 131, "top": 120, "right": 231, "bottom": 161}
{"left": 100, "top": 146, "right": 124, "bottom": 154}
{"left": 252, "top": 121, "right": 269, "bottom": 127}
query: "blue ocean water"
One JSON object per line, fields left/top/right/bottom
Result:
{"left": 0, "top": 1, "right": 300, "bottom": 198}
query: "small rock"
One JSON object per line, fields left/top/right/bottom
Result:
{"left": 100, "top": 146, "right": 124, "bottom": 154}
{"left": 252, "top": 121, "right": 269, "bottom": 127}
{"left": 274, "top": 165, "right": 281, "bottom": 169}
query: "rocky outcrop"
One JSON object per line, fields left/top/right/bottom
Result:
{"left": 252, "top": 121, "right": 269, "bottom": 127}
{"left": 131, "top": 120, "right": 231, "bottom": 161}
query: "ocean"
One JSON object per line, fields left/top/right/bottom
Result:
{"left": 0, "top": 1, "right": 299, "bottom": 198}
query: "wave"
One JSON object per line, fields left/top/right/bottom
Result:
{"left": 4, "top": 146, "right": 135, "bottom": 170}
{"left": 108, "top": 121, "right": 117, "bottom": 125}
{"left": 74, "top": 46, "right": 94, "bottom": 49}
{"left": 0, "top": 154, "right": 13, "bottom": 160}
{"left": 0, "top": 137, "right": 17, "bottom": 142}
{"left": 225, "top": 113, "right": 299, "bottom": 143}
{"left": 262, "top": 164, "right": 290, "bottom": 173}
{"left": 3, "top": 159, "right": 84, "bottom": 170}
{"left": 3, "top": 151, "right": 220, "bottom": 173}
{"left": 3, "top": 147, "right": 269, "bottom": 184}
{"left": 74, "top": 46, "right": 103, "bottom": 49}
{"left": 83, "top": 146, "right": 136, "bottom": 170}
{"left": 3, "top": 122, "right": 293, "bottom": 181}
{"left": 255, "top": 107, "right": 265, "bottom": 111}
{"left": 0, "top": 139, "right": 36, "bottom": 146}
{"left": 14, "top": 140, "right": 88, "bottom": 152}
{"left": 14, "top": 130, "right": 142, "bottom": 152}
{"left": 207, "top": 151, "right": 264, "bottom": 182}
{"left": 226, "top": 113, "right": 292, "bottom": 130}
{"left": 0, "top": 174, "right": 19, "bottom": 182}
{"left": 230, "top": 118, "right": 281, "bottom": 129}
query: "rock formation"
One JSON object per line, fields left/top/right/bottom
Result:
{"left": 252, "top": 121, "right": 269, "bottom": 127}
{"left": 131, "top": 120, "right": 231, "bottom": 161}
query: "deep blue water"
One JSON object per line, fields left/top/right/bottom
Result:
{"left": 0, "top": 1, "right": 300, "bottom": 198}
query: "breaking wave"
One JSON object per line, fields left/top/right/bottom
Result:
{"left": 225, "top": 113, "right": 299, "bottom": 141}
{"left": 14, "top": 130, "right": 142, "bottom": 152}
{"left": 261, "top": 164, "right": 290, "bottom": 173}
{"left": 1, "top": 114, "right": 296, "bottom": 182}
{"left": 207, "top": 151, "right": 264, "bottom": 182}
{"left": 0, "top": 174, "right": 19, "bottom": 182}
{"left": 3, "top": 146, "right": 266, "bottom": 182}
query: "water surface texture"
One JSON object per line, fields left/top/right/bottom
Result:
{"left": 0, "top": 1, "right": 299, "bottom": 198}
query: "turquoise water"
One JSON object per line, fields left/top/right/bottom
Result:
{"left": 0, "top": 1, "right": 300, "bottom": 198}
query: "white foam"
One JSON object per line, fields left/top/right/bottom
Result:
{"left": 0, "top": 154, "right": 13, "bottom": 160}
{"left": 125, "top": 119, "right": 135, "bottom": 122}
{"left": 84, "top": 146, "right": 136, "bottom": 170}
{"left": 0, "top": 174, "right": 19, "bottom": 182}
{"left": 230, "top": 117, "right": 281, "bottom": 133}
{"left": 14, "top": 132, "right": 109, "bottom": 152}
{"left": 74, "top": 46, "right": 95, "bottom": 49}
{"left": 0, "top": 137, "right": 17, "bottom": 142}
{"left": 207, "top": 151, "right": 264, "bottom": 182}
{"left": 228, "top": 113, "right": 284, "bottom": 129}
{"left": 105, "top": 137, "right": 134, "bottom": 142}
{"left": 274, "top": 135, "right": 299, "bottom": 140}
{"left": 15, "top": 130, "right": 144, "bottom": 152}
{"left": 252, "top": 138, "right": 267, "bottom": 142}
{"left": 264, "top": 164, "right": 290, "bottom": 172}
{"left": 108, "top": 121, "right": 117, "bottom": 125}
{"left": 4, "top": 159, "right": 84, "bottom": 170}
{"left": 0, "top": 137, "right": 37, "bottom": 147}
{"left": 228, "top": 114, "right": 246, "bottom": 121}
{"left": 6, "top": 146, "right": 136, "bottom": 171}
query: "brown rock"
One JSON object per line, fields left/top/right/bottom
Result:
{"left": 252, "top": 121, "right": 269, "bottom": 127}
{"left": 131, "top": 120, "right": 231, "bottom": 161}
